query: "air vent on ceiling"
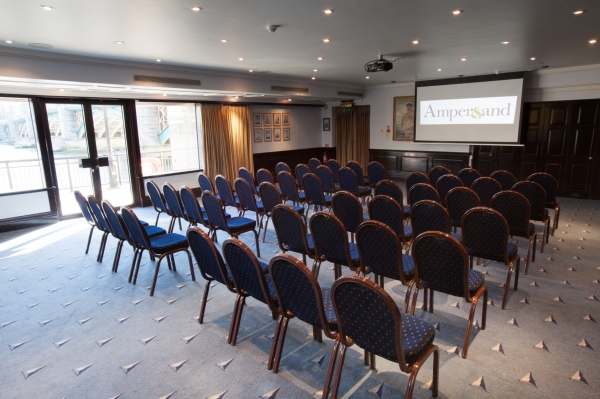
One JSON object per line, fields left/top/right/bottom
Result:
{"left": 271, "top": 85, "right": 309, "bottom": 93}
{"left": 134, "top": 75, "right": 201, "bottom": 86}
{"left": 337, "top": 91, "right": 363, "bottom": 97}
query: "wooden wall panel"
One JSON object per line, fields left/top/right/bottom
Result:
{"left": 370, "top": 150, "right": 469, "bottom": 179}
{"left": 253, "top": 147, "right": 336, "bottom": 179}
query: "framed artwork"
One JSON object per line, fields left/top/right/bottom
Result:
{"left": 264, "top": 128, "right": 272, "bottom": 141}
{"left": 283, "top": 128, "right": 290, "bottom": 141}
{"left": 323, "top": 117, "right": 331, "bottom": 131}
{"left": 253, "top": 113, "right": 262, "bottom": 127}
{"left": 273, "top": 128, "right": 281, "bottom": 141}
{"left": 254, "top": 128, "right": 262, "bottom": 142}
{"left": 393, "top": 96, "right": 415, "bottom": 141}
{"left": 282, "top": 113, "right": 290, "bottom": 126}
{"left": 273, "top": 113, "right": 282, "bottom": 126}
{"left": 263, "top": 113, "right": 272, "bottom": 127}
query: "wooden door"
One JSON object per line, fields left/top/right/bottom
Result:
{"left": 517, "top": 103, "right": 545, "bottom": 181}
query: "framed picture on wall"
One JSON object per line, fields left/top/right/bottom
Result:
{"left": 282, "top": 113, "right": 290, "bottom": 126}
{"left": 254, "top": 128, "right": 262, "bottom": 142}
{"left": 253, "top": 113, "right": 262, "bottom": 127}
{"left": 263, "top": 113, "right": 272, "bottom": 127}
{"left": 264, "top": 128, "right": 272, "bottom": 141}
{"left": 323, "top": 117, "right": 331, "bottom": 131}
{"left": 273, "top": 113, "right": 281, "bottom": 126}
{"left": 273, "top": 128, "right": 281, "bottom": 141}
{"left": 393, "top": 96, "right": 415, "bottom": 141}
{"left": 283, "top": 128, "right": 290, "bottom": 141}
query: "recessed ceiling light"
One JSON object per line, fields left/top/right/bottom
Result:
{"left": 115, "top": 41, "right": 125, "bottom": 44}
{"left": 5, "top": 40, "right": 13, "bottom": 44}
{"left": 238, "top": 57, "right": 244, "bottom": 61}
{"left": 162, "top": 94, "right": 167, "bottom": 97}
{"left": 311, "top": 77, "right": 316, "bottom": 80}
{"left": 323, "top": 9, "right": 333, "bottom": 14}
{"left": 530, "top": 57, "right": 536, "bottom": 61}
{"left": 501, "top": 41, "right": 510, "bottom": 44}
{"left": 58, "top": 88, "right": 65, "bottom": 91}
{"left": 221, "top": 39, "right": 228, "bottom": 43}
{"left": 191, "top": 6, "right": 202, "bottom": 11}
{"left": 40, "top": 5, "right": 55, "bottom": 11}
{"left": 248, "top": 69, "right": 253, "bottom": 72}
{"left": 452, "top": 10, "right": 462, "bottom": 15}
{"left": 323, "top": 38, "right": 330, "bottom": 43}
{"left": 317, "top": 57, "right": 323, "bottom": 60}
{"left": 412, "top": 40, "right": 419, "bottom": 44}
{"left": 589, "top": 39, "right": 597, "bottom": 44}
{"left": 234, "top": 96, "right": 239, "bottom": 99}
{"left": 156, "top": 59, "right": 162, "bottom": 62}
{"left": 366, "top": 76, "right": 370, "bottom": 79}
{"left": 461, "top": 58, "right": 467, "bottom": 61}
{"left": 313, "top": 69, "right": 318, "bottom": 72}
{"left": 573, "top": 10, "right": 585, "bottom": 15}
{"left": 437, "top": 68, "right": 442, "bottom": 71}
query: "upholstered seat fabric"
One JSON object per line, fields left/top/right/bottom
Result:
{"left": 149, "top": 233, "right": 189, "bottom": 253}
{"left": 226, "top": 217, "right": 256, "bottom": 233}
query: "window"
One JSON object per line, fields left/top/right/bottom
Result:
{"left": 136, "top": 102, "right": 202, "bottom": 176}
{"left": 0, "top": 97, "right": 45, "bottom": 193}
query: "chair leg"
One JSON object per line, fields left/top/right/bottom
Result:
{"left": 313, "top": 326, "right": 323, "bottom": 343}
{"left": 155, "top": 212, "right": 160, "bottom": 226}
{"left": 252, "top": 229, "right": 261, "bottom": 258}
{"left": 198, "top": 279, "right": 211, "bottom": 324}
{"left": 462, "top": 297, "right": 478, "bottom": 358}
{"left": 410, "top": 286, "right": 420, "bottom": 316}
{"left": 481, "top": 289, "right": 488, "bottom": 330}
{"left": 272, "top": 316, "right": 289, "bottom": 373}
{"left": 178, "top": 217, "right": 182, "bottom": 231}
{"left": 128, "top": 249, "right": 139, "bottom": 283}
{"left": 429, "top": 289, "right": 434, "bottom": 313}
{"left": 364, "top": 348, "right": 370, "bottom": 366}
{"left": 132, "top": 249, "right": 144, "bottom": 285}
{"left": 262, "top": 216, "right": 269, "bottom": 243}
{"left": 302, "top": 254, "right": 307, "bottom": 265}
{"left": 501, "top": 263, "right": 513, "bottom": 309}
{"left": 546, "top": 219, "right": 549, "bottom": 244}
{"left": 524, "top": 236, "right": 533, "bottom": 275}
{"left": 230, "top": 296, "right": 246, "bottom": 346}
{"left": 312, "top": 259, "right": 321, "bottom": 278}
{"left": 149, "top": 254, "right": 165, "bottom": 296}
{"left": 227, "top": 295, "right": 242, "bottom": 345}
{"left": 405, "top": 345, "right": 439, "bottom": 399}
{"left": 329, "top": 345, "right": 348, "bottom": 399}
{"left": 469, "top": 256, "right": 473, "bottom": 270}
{"left": 112, "top": 240, "right": 124, "bottom": 273}
{"left": 403, "top": 281, "right": 414, "bottom": 313}
{"left": 85, "top": 226, "right": 94, "bottom": 254}
{"left": 166, "top": 254, "right": 172, "bottom": 271}
{"left": 423, "top": 287, "right": 428, "bottom": 312}
{"left": 184, "top": 250, "right": 195, "bottom": 281}
{"left": 514, "top": 257, "right": 520, "bottom": 291}
{"left": 322, "top": 338, "right": 341, "bottom": 399}
{"left": 540, "top": 221, "right": 547, "bottom": 253}
{"left": 267, "top": 315, "right": 284, "bottom": 371}
{"left": 97, "top": 232, "right": 109, "bottom": 262}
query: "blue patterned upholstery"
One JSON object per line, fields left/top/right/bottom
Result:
{"left": 87, "top": 196, "right": 110, "bottom": 232}
{"left": 332, "top": 191, "right": 365, "bottom": 233}
{"left": 332, "top": 277, "right": 435, "bottom": 364}
{"left": 462, "top": 207, "right": 511, "bottom": 263}
{"left": 457, "top": 168, "right": 481, "bottom": 188}
{"left": 326, "top": 159, "right": 342, "bottom": 183}
{"left": 202, "top": 191, "right": 229, "bottom": 230}
{"left": 447, "top": 187, "right": 481, "bottom": 227}
{"left": 239, "top": 167, "right": 256, "bottom": 191}
{"left": 491, "top": 170, "right": 517, "bottom": 191}
{"left": 310, "top": 212, "right": 359, "bottom": 270}
{"left": 235, "top": 178, "right": 264, "bottom": 213}
{"left": 375, "top": 180, "right": 403, "bottom": 206}
{"left": 490, "top": 191, "right": 532, "bottom": 237}
{"left": 215, "top": 175, "right": 240, "bottom": 209}
{"left": 308, "top": 158, "right": 322, "bottom": 174}
{"left": 278, "top": 171, "right": 306, "bottom": 204}
{"left": 146, "top": 181, "right": 167, "bottom": 213}
{"left": 408, "top": 183, "right": 440, "bottom": 207}
{"left": 74, "top": 191, "right": 96, "bottom": 226}
{"left": 406, "top": 172, "right": 430, "bottom": 195}
{"left": 180, "top": 186, "right": 208, "bottom": 226}
{"left": 122, "top": 207, "right": 152, "bottom": 250}
{"left": 368, "top": 195, "right": 412, "bottom": 242}
{"left": 428, "top": 166, "right": 451, "bottom": 187}
{"left": 225, "top": 216, "right": 256, "bottom": 233}
{"left": 163, "top": 183, "right": 186, "bottom": 220}
{"left": 276, "top": 162, "right": 292, "bottom": 175}
{"left": 471, "top": 177, "right": 502, "bottom": 207}
{"left": 367, "top": 161, "right": 386, "bottom": 187}
{"left": 528, "top": 173, "right": 558, "bottom": 207}
{"left": 259, "top": 182, "right": 282, "bottom": 214}
{"left": 257, "top": 168, "right": 275, "bottom": 185}
{"left": 303, "top": 173, "right": 332, "bottom": 208}
{"left": 198, "top": 173, "right": 221, "bottom": 202}
{"left": 316, "top": 165, "right": 337, "bottom": 193}
{"left": 338, "top": 167, "right": 370, "bottom": 198}
{"left": 512, "top": 181, "right": 548, "bottom": 222}
{"left": 143, "top": 225, "right": 166, "bottom": 238}
{"left": 272, "top": 205, "right": 314, "bottom": 257}
{"left": 148, "top": 233, "right": 189, "bottom": 253}
{"left": 437, "top": 175, "right": 463, "bottom": 207}
{"left": 410, "top": 200, "right": 451, "bottom": 237}
{"left": 187, "top": 227, "right": 232, "bottom": 286}
{"left": 346, "top": 161, "right": 366, "bottom": 187}
{"left": 295, "top": 164, "right": 311, "bottom": 187}
{"left": 103, "top": 201, "right": 165, "bottom": 241}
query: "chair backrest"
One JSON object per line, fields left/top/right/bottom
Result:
{"left": 121, "top": 206, "right": 151, "bottom": 250}
{"left": 367, "top": 161, "right": 386, "bottom": 187}
{"left": 187, "top": 226, "right": 233, "bottom": 289}
{"left": 356, "top": 221, "right": 407, "bottom": 283}
{"left": 462, "top": 207, "right": 509, "bottom": 263}
{"left": 308, "top": 158, "right": 322, "bottom": 173}
{"left": 302, "top": 173, "right": 328, "bottom": 207}
{"left": 309, "top": 212, "right": 352, "bottom": 266}
{"left": 326, "top": 159, "right": 342, "bottom": 183}
{"left": 258, "top": 182, "right": 282, "bottom": 215}
{"left": 412, "top": 232, "right": 472, "bottom": 299}
{"left": 102, "top": 200, "right": 128, "bottom": 241}
{"left": 238, "top": 167, "right": 256, "bottom": 189}
{"left": 276, "top": 162, "right": 292, "bottom": 176}
{"left": 331, "top": 275, "right": 409, "bottom": 367}
{"left": 368, "top": 195, "right": 407, "bottom": 240}
{"left": 346, "top": 161, "right": 365, "bottom": 187}
{"left": 338, "top": 167, "right": 360, "bottom": 196}
{"left": 146, "top": 181, "right": 167, "bottom": 213}
{"left": 272, "top": 204, "right": 311, "bottom": 255}
{"left": 410, "top": 199, "right": 450, "bottom": 237}
{"left": 408, "top": 183, "right": 440, "bottom": 206}
{"left": 457, "top": 168, "right": 481, "bottom": 188}
{"left": 490, "top": 170, "right": 517, "bottom": 191}
{"left": 197, "top": 173, "right": 215, "bottom": 193}
{"left": 180, "top": 185, "right": 206, "bottom": 227}
{"left": 527, "top": 172, "right": 558, "bottom": 206}
{"left": 163, "top": 183, "right": 185, "bottom": 218}
{"left": 374, "top": 180, "right": 404, "bottom": 206}
{"left": 331, "top": 191, "right": 364, "bottom": 233}
{"left": 269, "top": 254, "right": 333, "bottom": 334}
{"left": 87, "top": 195, "right": 110, "bottom": 232}
{"left": 222, "top": 238, "right": 276, "bottom": 310}
{"left": 215, "top": 175, "right": 238, "bottom": 208}
{"left": 295, "top": 164, "right": 311, "bottom": 187}
{"left": 316, "top": 165, "right": 336, "bottom": 192}
{"left": 512, "top": 181, "right": 547, "bottom": 221}
{"left": 446, "top": 187, "right": 481, "bottom": 225}
{"left": 234, "top": 178, "right": 259, "bottom": 212}
{"left": 278, "top": 171, "right": 301, "bottom": 202}
{"left": 201, "top": 191, "right": 228, "bottom": 230}
{"left": 429, "top": 166, "right": 451, "bottom": 187}
{"left": 406, "top": 172, "right": 430, "bottom": 195}
{"left": 256, "top": 168, "right": 275, "bottom": 185}
{"left": 490, "top": 191, "right": 532, "bottom": 237}
{"left": 437, "top": 175, "right": 464, "bottom": 207}
{"left": 471, "top": 177, "right": 502, "bottom": 207}
{"left": 74, "top": 190, "right": 96, "bottom": 226}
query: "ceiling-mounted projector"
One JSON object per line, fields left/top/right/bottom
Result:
{"left": 365, "top": 57, "right": 393, "bottom": 72}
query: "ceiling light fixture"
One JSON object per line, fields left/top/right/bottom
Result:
{"left": 530, "top": 57, "right": 536, "bottom": 61}
{"left": 58, "top": 88, "right": 65, "bottom": 91}
{"left": 238, "top": 57, "right": 244, "bottom": 61}
{"left": 461, "top": 58, "right": 467, "bottom": 61}
{"left": 412, "top": 40, "right": 419, "bottom": 44}
{"left": 221, "top": 39, "right": 228, "bottom": 43}
{"left": 248, "top": 69, "right": 253, "bottom": 72}
{"left": 40, "top": 5, "right": 55, "bottom": 11}
{"left": 162, "top": 94, "right": 167, "bottom": 96}
{"left": 115, "top": 41, "right": 124, "bottom": 44}
{"left": 313, "top": 69, "right": 318, "bottom": 72}
{"left": 589, "top": 39, "right": 597, "bottom": 44}
{"left": 365, "top": 76, "right": 370, "bottom": 79}
{"left": 311, "top": 77, "right": 316, "bottom": 80}
{"left": 234, "top": 96, "right": 239, "bottom": 99}
{"left": 288, "top": 99, "right": 292, "bottom": 102}
{"left": 437, "top": 68, "right": 442, "bottom": 71}
{"left": 317, "top": 57, "right": 323, "bottom": 60}
{"left": 573, "top": 10, "right": 585, "bottom": 15}
{"left": 191, "top": 6, "right": 202, "bottom": 11}
{"left": 323, "top": 9, "right": 333, "bottom": 14}
{"left": 5, "top": 40, "right": 13, "bottom": 44}
{"left": 323, "top": 38, "right": 330, "bottom": 43}
{"left": 452, "top": 10, "right": 462, "bottom": 15}
{"left": 501, "top": 41, "right": 510, "bottom": 44}
{"left": 156, "top": 59, "right": 162, "bottom": 62}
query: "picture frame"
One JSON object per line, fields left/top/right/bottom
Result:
{"left": 273, "top": 113, "right": 281, "bottom": 127}
{"left": 273, "top": 128, "right": 281, "bottom": 141}
{"left": 264, "top": 128, "right": 272, "bottom": 141}
{"left": 253, "top": 113, "right": 262, "bottom": 127}
{"left": 393, "top": 96, "right": 415, "bottom": 141}
{"left": 263, "top": 113, "right": 272, "bottom": 127}
{"left": 283, "top": 128, "right": 290, "bottom": 141}
{"left": 254, "top": 128, "right": 262, "bottom": 142}
{"left": 282, "top": 113, "right": 290, "bottom": 126}
{"left": 323, "top": 117, "right": 331, "bottom": 131}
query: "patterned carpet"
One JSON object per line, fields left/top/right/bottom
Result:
{"left": 1, "top": 198, "right": 599, "bottom": 399}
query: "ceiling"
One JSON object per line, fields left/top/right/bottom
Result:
{"left": 0, "top": 0, "right": 598, "bottom": 87}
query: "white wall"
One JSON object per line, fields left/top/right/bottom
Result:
{"left": 251, "top": 105, "right": 322, "bottom": 154}
{"left": 0, "top": 191, "right": 51, "bottom": 220}
{"left": 525, "top": 65, "right": 600, "bottom": 102}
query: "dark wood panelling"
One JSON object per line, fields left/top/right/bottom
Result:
{"left": 373, "top": 155, "right": 397, "bottom": 170}
{"left": 370, "top": 150, "right": 469, "bottom": 179}
{"left": 253, "top": 147, "right": 336, "bottom": 179}
{"left": 401, "top": 157, "right": 428, "bottom": 173}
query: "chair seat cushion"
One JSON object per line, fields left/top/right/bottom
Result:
{"left": 149, "top": 233, "right": 189, "bottom": 253}
{"left": 140, "top": 220, "right": 149, "bottom": 227}
{"left": 372, "top": 313, "right": 435, "bottom": 364}
{"left": 226, "top": 217, "right": 256, "bottom": 233}
{"left": 255, "top": 200, "right": 265, "bottom": 212}
{"left": 468, "top": 269, "right": 485, "bottom": 295}
{"left": 358, "top": 186, "right": 371, "bottom": 196}
{"left": 144, "top": 225, "right": 166, "bottom": 238}
{"left": 508, "top": 242, "right": 518, "bottom": 259}
{"left": 324, "top": 194, "right": 333, "bottom": 205}
{"left": 292, "top": 205, "right": 305, "bottom": 215}
{"left": 403, "top": 205, "right": 411, "bottom": 217}
{"left": 450, "top": 232, "right": 462, "bottom": 241}
{"left": 403, "top": 223, "right": 413, "bottom": 240}
{"left": 325, "top": 242, "right": 360, "bottom": 269}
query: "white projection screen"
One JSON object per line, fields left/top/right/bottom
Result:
{"left": 415, "top": 74, "right": 525, "bottom": 144}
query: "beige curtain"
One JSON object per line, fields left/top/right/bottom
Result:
{"left": 201, "top": 103, "right": 253, "bottom": 181}
{"left": 334, "top": 105, "right": 370, "bottom": 167}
